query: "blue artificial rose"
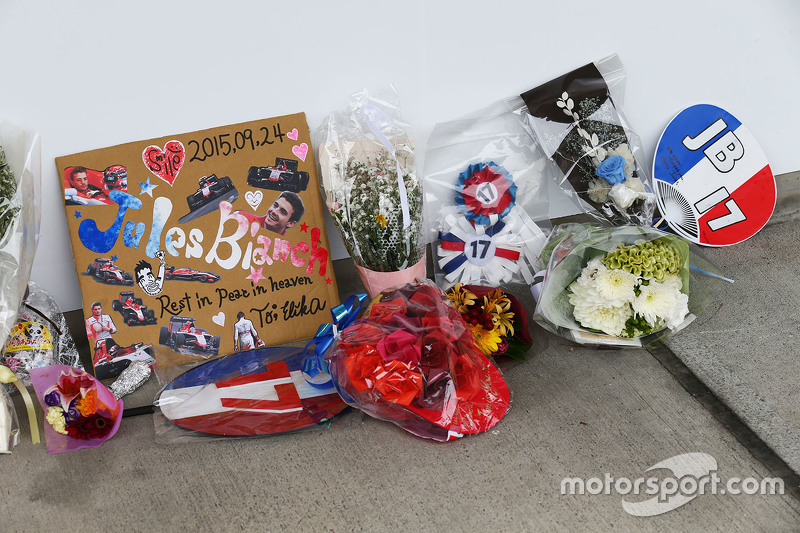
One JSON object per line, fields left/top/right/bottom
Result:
{"left": 44, "top": 390, "right": 61, "bottom": 407}
{"left": 596, "top": 155, "right": 627, "bottom": 185}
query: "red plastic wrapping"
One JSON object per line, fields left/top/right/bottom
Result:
{"left": 326, "top": 279, "right": 510, "bottom": 441}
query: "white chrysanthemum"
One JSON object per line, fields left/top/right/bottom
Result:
{"left": 569, "top": 281, "right": 633, "bottom": 336}
{"left": 593, "top": 266, "right": 638, "bottom": 306}
{"left": 633, "top": 281, "right": 689, "bottom": 329}
{"left": 588, "top": 178, "right": 610, "bottom": 203}
{"left": 661, "top": 274, "right": 683, "bottom": 291}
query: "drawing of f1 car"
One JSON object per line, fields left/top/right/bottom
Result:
{"left": 164, "top": 266, "right": 221, "bottom": 283}
{"left": 84, "top": 258, "right": 134, "bottom": 285}
{"left": 247, "top": 158, "right": 309, "bottom": 193}
{"left": 178, "top": 174, "right": 238, "bottom": 224}
{"left": 111, "top": 291, "right": 157, "bottom": 326}
{"left": 93, "top": 339, "right": 156, "bottom": 381}
{"left": 159, "top": 316, "right": 220, "bottom": 355}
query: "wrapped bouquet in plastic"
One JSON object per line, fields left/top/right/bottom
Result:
{"left": 316, "top": 88, "right": 425, "bottom": 297}
{"left": 519, "top": 55, "right": 657, "bottom": 226}
{"left": 325, "top": 279, "right": 511, "bottom": 441}
{"left": 533, "top": 224, "right": 726, "bottom": 347}
{"left": 0, "top": 121, "right": 41, "bottom": 347}
{"left": 424, "top": 97, "right": 550, "bottom": 288}
{"left": 30, "top": 365, "right": 123, "bottom": 454}
{"left": 444, "top": 284, "right": 532, "bottom": 361}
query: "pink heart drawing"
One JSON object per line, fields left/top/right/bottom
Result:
{"left": 287, "top": 128, "right": 299, "bottom": 141}
{"left": 292, "top": 143, "right": 308, "bottom": 162}
{"left": 142, "top": 140, "right": 185, "bottom": 186}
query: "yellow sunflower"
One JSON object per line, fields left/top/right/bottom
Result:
{"left": 468, "top": 324, "right": 502, "bottom": 355}
{"left": 445, "top": 283, "right": 477, "bottom": 314}
{"left": 483, "top": 290, "right": 515, "bottom": 337}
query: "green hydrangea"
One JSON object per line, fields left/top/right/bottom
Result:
{"left": 601, "top": 240, "right": 682, "bottom": 282}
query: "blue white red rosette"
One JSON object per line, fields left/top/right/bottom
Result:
{"left": 436, "top": 209, "right": 546, "bottom": 285}
{"left": 455, "top": 162, "right": 517, "bottom": 225}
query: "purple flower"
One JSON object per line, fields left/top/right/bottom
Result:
{"left": 596, "top": 155, "right": 627, "bottom": 185}
{"left": 44, "top": 390, "right": 61, "bottom": 407}
{"left": 64, "top": 399, "right": 81, "bottom": 423}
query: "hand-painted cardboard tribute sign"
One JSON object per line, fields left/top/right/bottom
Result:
{"left": 652, "top": 103, "right": 775, "bottom": 246}
{"left": 58, "top": 114, "right": 339, "bottom": 380}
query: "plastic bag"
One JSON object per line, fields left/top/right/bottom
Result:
{"left": 2, "top": 281, "right": 82, "bottom": 387}
{"left": 519, "top": 55, "right": 657, "bottom": 226}
{"left": 0, "top": 121, "right": 41, "bottom": 346}
{"left": 424, "top": 97, "right": 551, "bottom": 288}
{"left": 315, "top": 88, "right": 425, "bottom": 297}
{"left": 533, "top": 224, "right": 727, "bottom": 347}
{"left": 325, "top": 279, "right": 511, "bottom": 441}
{"left": 0, "top": 385, "right": 19, "bottom": 453}
{"left": 153, "top": 345, "right": 350, "bottom": 442}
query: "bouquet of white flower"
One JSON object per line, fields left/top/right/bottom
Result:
{"left": 533, "top": 224, "right": 724, "bottom": 347}
{"left": 316, "top": 89, "right": 425, "bottom": 297}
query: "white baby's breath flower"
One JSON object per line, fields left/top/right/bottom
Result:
{"left": 593, "top": 266, "right": 638, "bottom": 306}
{"left": 633, "top": 281, "right": 689, "bottom": 329}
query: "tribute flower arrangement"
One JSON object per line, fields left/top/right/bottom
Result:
{"left": 325, "top": 280, "right": 510, "bottom": 441}
{"left": 316, "top": 89, "right": 425, "bottom": 297}
{"left": 30, "top": 365, "right": 122, "bottom": 453}
{"left": 445, "top": 284, "right": 532, "bottom": 359}
{"left": 533, "top": 225, "right": 703, "bottom": 346}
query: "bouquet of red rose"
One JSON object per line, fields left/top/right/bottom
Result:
{"left": 325, "top": 279, "right": 510, "bottom": 441}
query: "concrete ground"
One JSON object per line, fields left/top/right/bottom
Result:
{"left": 3, "top": 178, "right": 800, "bottom": 531}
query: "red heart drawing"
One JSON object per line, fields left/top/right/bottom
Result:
{"left": 142, "top": 140, "right": 185, "bottom": 186}
{"left": 292, "top": 143, "right": 308, "bottom": 162}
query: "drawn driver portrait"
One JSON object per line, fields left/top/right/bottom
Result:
{"left": 261, "top": 191, "right": 305, "bottom": 235}
{"left": 135, "top": 251, "right": 166, "bottom": 296}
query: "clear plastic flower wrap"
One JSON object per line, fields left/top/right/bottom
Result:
{"left": 315, "top": 88, "right": 425, "bottom": 297}
{"left": 0, "top": 121, "right": 41, "bottom": 346}
{"left": 533, "top": 224, "right": 727, "bottom": 347}
{"left": 1, "top": 281, "right": 82, "bottom": 387}
{"left": 423, "top": 97, "right": 551, "bottom": 289}
{"left": 325, "top": 279, "right": 511, "bottom": 441}
{"left": 519, "top": 55, "right": 658, "bottom": 226}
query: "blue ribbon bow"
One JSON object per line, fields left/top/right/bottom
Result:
{"left": 302, "top": 293, "right": 369, "bottom": 389}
